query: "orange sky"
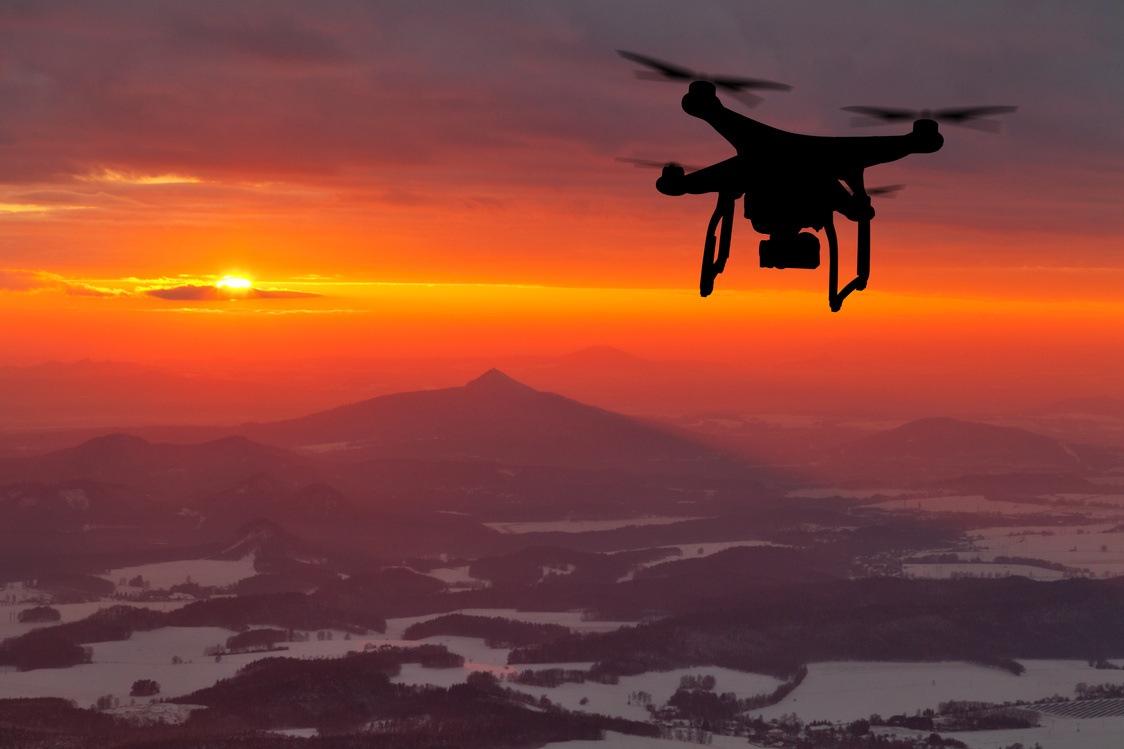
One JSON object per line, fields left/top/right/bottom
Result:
{"left": 1, "top": 2, "right": 1122, "bottom": 412}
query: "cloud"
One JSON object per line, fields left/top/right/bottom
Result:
{"left": 0, "top": 1, "right": 1120, "bottom": 279}
{"left": 0, "top": 269, "right": 53, "bottom": 291}
{"left": 64, "top": 283, "right": 127, "bottom": 297}
{"left": 1, "top": 269, "right": 135, "bottom": 296}
{"left": 146, "top": 285, "right": 225, "bottom": 301}
{"left": 251, "top": 288, "right": 323, "bottom": 299}
{"left": 146, "top": 284, "right": 322, "bottom": 300}
{"left": 78, "top": 169, "right": 202, "bottom": 185}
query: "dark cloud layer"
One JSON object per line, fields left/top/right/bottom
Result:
{"left": 0, "top": 1, "right": 1120, "bottom": 256}
{"left": 146, "top": 284, "right": 321, "bottom": 301}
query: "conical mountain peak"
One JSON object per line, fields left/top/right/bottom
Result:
{"left": 464, "top": 369, "right": 537, "bottom": 395}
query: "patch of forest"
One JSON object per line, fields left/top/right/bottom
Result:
{"left": 169, "top": 646, "right": 659, "bottom": 743}
{"left": 0, "top": 687, "right": 658, "bottom": 749}
{"left": 402, "top": 614, "right": 570, "bottom": 648}
{"left": 167, "top": 591, "right": 386, "bottom": 633}
{"left": 0, "top": 594, "right": 388, "bottom": 671}
{"left": 510, "top": 576, "right": 1124, "bottom": 676}
{"left": 174, "top": 645, "right": 464, "bottom": 731}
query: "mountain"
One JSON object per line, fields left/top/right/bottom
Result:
{"left": 813, "top": 417, "right": 1108, "bottom": 482}
{"left": 237, "top": 369, "right": 736, "bottom": 473}
{"left": 0, "top": 480, "right": 154, "bottom": 531}
{"left": 0, "top": 434, "right": 320, "bottom": 503}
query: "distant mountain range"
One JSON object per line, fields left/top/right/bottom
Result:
{"left": 812, "top": 416, "right": 1122, "bottom": 481}
{"left": 0, "top": 372, "right": 756, "bottom": 542}
{"left": 2, "top": 372, "right": 1120, "bottom": 530}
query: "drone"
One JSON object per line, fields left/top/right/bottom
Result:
{"left": 618, "top": 51, "right": 1016, "bottom": 311}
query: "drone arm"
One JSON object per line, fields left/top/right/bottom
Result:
{"left": 657, "top": 157, "right": 743, "bottom": 197}
{"left": 681, "top": 81, "right": 778, "bottom": 154}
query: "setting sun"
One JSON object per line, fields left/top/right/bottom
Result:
{"left": 216, "top": 276, "right": 252, "bottom": 290}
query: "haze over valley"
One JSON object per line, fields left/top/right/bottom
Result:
{"left": 3, "top": 358, "right": 1124, "bottom": 748}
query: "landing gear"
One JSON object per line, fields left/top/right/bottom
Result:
{"left": 826, "top": 213, "right": 871, "bottom": 312}
{"left": 700, "top": 191, "right": 737, "bottom": 297}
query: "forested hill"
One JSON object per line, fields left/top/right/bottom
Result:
{"left": 511, "top": 576, "right": 1124, "bottom": 676}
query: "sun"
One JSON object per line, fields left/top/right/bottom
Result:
{"left": 216, "top": 275, "right": 252, "bottom": 290}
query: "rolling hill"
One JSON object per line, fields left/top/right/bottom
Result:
{"left": 0, "top": 433, "right": 320, "bottom": 503}
{"left": 812, "top": 416, "right": 1118, "bottom": 481}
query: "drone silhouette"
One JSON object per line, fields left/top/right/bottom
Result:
{"left": 618, "top": 51, "right": 1016, "bottom": 311}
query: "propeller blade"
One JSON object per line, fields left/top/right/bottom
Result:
{"left": 724, "top": 88, "right": 764, "bottom": 108}
{"left": 847, "top": 116, "right": 894, "bottom": 128}
{"left": 843, "top": 105, "right": 1016, "bottom": 132}
{"left": 634, "top": 71, "right": 686, "bottom": 83}
{"left": 841, "top": 106, "right": 918, "bottom": 121}
{"left": 944, "top": 117, "right": 1005, "bottom": 133}
{"left": 710, "top": 75, "right": 792, "bottom": 92}
{"left": 868, "top": 184, "right": 905, "bottom": 197}
{"left": 933, "top": 105, "right": 1018, "bottom": 121}
{"left": 618, "top": 50, "right": 791, "bottom": 101}
{"left": 616, "top": 50, "right": 696, "bottom": 80}
{"left": 615, "top": 157, "right": 700, "bottom": 172}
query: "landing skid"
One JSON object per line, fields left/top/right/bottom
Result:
{"left": 698, "top": 195, "right": 872, "bottom": 311}
{"left": 699, "top": 192, "right": 738, "bottom": 297}
{"left": 826, "top": 214, "right": 871, "bottom": 312}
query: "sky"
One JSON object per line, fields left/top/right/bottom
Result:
{"left": 0, "top": 1, "right": 1122, "bottom": 410}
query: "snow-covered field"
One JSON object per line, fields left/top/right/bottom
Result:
{"left": 6, "top": 603, "right": 1124, "bottom": 749}
{"left": 98, "top": 555, "right": 258, "bottom": 591}
{"left": 0, "top": 599, "right": 189, "bottom": 639}
{"left": 877, "top": 715, "right": 1124, "bottom": 749}
{"left": 0, "top": 607, "right": 641, "bottom": 709}
{"left": 1048, "top": 493, "right": 1124, "bottom": 507}
{"left": 0, "top": 627, "right": 244, "bottom": 707}
{"left": 753, "top": 660, "right": 1124, "bottom": 724}
{"left": 422, "top": 565, "right": 491, "bottom": 588}
{"left": 969, "top": 524, "right": 1124, "bottom": 577}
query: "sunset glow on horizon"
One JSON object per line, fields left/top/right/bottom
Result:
{"left": 1, "top": 2, "right": 1121, "bottom": 414}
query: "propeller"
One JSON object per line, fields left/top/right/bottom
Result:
{"left": 616, "top": 156, "right": 701, "bottom": 173}
{"left": 841, "top": 105, "right": 1017, "bottom": 133}
{"left": 617, "top": 50, "right": 791, "bottom": 108}
{"left": 868, "top": 184, "right": 905, "bottom": 198}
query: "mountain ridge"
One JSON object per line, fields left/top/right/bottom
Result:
{"left": 234, "top": 369, "right": 735, "bottom": 473}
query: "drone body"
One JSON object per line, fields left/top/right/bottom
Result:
{"left": 619, "top": 52, "right": 1014, "bottom": 311}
